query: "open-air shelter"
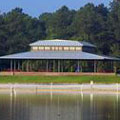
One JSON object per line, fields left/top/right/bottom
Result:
{"left": 0, "top": 39, "right": 119, "bottom": 74}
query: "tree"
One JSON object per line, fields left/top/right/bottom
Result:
{"left": 40, "top": 6, "right": 75, "bottom": 39}
{"left": 108, "top": 2, "right": 120, "bottom": 56}
{"left": 2, "top": 8, "right": 46, "bottom": 54}
{"left": 0, "top": 2, "right": 120, "bottom": 57}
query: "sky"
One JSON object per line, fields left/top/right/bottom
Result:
{"left": 0, "top": 0, "right": 112, "bottom": 17}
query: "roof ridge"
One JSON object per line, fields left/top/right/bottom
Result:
{"left": 29, "top": 39, "right": 96, "bottom": 47}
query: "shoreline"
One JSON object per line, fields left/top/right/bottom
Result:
{"left": 0, "top": 83, "right": 120, "bottom": 95}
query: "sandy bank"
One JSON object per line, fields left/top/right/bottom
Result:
{"left": 0, "top": 84, "right": 120, "bottom": 94}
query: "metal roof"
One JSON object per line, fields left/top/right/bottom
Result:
{"left": 0, "top": 51, "right": 119, "bottom": 60}
{"left": 30, "top": 39, "right": 96, "bottom": 47}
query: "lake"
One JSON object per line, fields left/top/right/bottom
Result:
{"left": 0, "top": 93, "right": 119, "bottom": 120}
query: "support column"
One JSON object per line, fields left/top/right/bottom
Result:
{"left": 26, "top": 60, "right": 29, "bottom": 72}
{"left": 80, "top": 61, "right": 82, "bottom": 72}
{"left": 113, "top": 61, "right": 117, "bottom": 73}
{"left": 53, "top": 60, "right": 56, "bottom": 72}
{"left": 94, "top": 60, "right": 97, "bottom": 73}
{"left": 22, "top": 60, "right": 24, "bottom": 71}
{"left": 18, "top": 60, "right": 20, "bottom": 71}
{"left": 10, "top": 59, "right": 13, "bottom": 72}
{"left": 13, "top": 60, "right": 16, "bottom": 72}
{"left": 77, "top": 60, "right": 80, "bottom": 72}
{"left": 71, "top": 60, "right": 72, "bottom": 72}
{"left": 29, "top": 60, "right": 32, "bottom": 72}
{"left": 46, "top": 60, "right": 49, "bottom": 72}
{"left": 58, "top": 60, "right": 60, "bottom": 72}
{"left": 111, "top": 61, "right": 113, "bottom": 73}
{"left": 61, "top": 60, "right": 64, "bottom": 72}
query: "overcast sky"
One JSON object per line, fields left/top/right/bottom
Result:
{"left": 0, "top": 0, "right": 112, "bottom": 17}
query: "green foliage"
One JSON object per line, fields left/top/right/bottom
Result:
{"left": 0, "top": 8, "right": 46, "bottom": 55}
{"left": 40, "top": 6, "right": 75, "bottom": 39}
{"left": 0, "top": 2, "right": 120, "bottom": 57}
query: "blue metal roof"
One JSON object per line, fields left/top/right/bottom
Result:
{"left": 30, "top": 39, "right": 96, "bottom": 47}
{"left": 0, "top": 51, "right": 119, "bottom": 60}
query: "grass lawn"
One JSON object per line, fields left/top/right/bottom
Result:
{"left": 0, "top": 75, "right": 120, "bottom": 84}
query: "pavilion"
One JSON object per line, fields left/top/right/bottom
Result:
{"left": 0, "top": 39, "right": 119, "bottom": 73}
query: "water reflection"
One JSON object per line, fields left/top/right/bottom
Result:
{"left": 0, "top": 93, "right": 119, "bottom": 120}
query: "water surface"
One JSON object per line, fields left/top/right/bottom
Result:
{"left": 0, "top": 93, "right": 119, "bottom": 120}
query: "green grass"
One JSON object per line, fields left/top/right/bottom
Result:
{"left": 0, "top": 75, "right": 120, "bottom": 84}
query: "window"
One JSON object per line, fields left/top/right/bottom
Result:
{"left": 55, "top": 47, "right": 59, "bottom": 51}
{"left": 76, "top": 47, "right": 82, "bottom": 51}
{"left": 64, "top": 47, "right": 69, "bottom": 51}
{"left": 59, "top": 47, "right": 63, "bottom": 51}
{"left": 32, "top": 46, "right": 38, "bottom": 51}
{"left": 39, "top": 47, "right": 44, "bottom": 50}
{"left": 70, "top": 47, "right": 75, "bottom": 51}
{"left": 51, "top": 47, "right": 55, "bottom": 51}
{"left": 45, "top": 47, "right": 50, "bottom": 50}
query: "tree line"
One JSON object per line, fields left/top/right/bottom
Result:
{"left": 0, "top": 1, "right": 120, "bottom": 57}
